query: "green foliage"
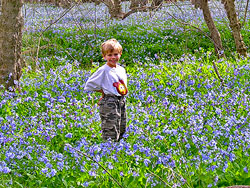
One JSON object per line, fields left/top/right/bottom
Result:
{"left": 23, "top": 18, "right": 250, "bottom": 70}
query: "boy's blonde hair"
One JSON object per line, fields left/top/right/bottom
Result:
{"left": 101, "top": 39, "right": 122, "bottom": 56}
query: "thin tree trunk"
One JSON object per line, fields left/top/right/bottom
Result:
{"left": 191, "top": 0, "right": 224, "bottom": 57}
{"left": 201, "top": 0, "right": 224, "bottom": 56}
{"left": 191, "top": 0, "right": 224, "bottom": 85}
{"left": 222, "top": 0, "right": 247, "bottom": 56}
{"left": 202, "top": 1, "right": 225, "bottom": 84}
{"left": 0, "top": 0, "right": 23, "bottom": 91}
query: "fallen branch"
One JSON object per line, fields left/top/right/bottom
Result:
{"left": 22, "top": 44, "right": 54, "bottom": 55}
{"left": 212, "top": 60, "right": 224, "bottom": 86}
{"left": 146, "top": 169, "right": 170, "bottom": 187}
{"left": 122, "top": 3, "right": 163, "bottom": 20}
{"left": 165, "top": 11, "right": 214, "bottom": 45}
{"left": 70, "top": 12, "right": 94, "bottom": 49}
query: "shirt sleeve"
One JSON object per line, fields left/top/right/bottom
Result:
{"left": 84, "top": 68, "right": 105, "bottom": 91}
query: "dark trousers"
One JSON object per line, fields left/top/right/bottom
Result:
{"left": 99, "top": 94, "right": 126, "bottom": 141}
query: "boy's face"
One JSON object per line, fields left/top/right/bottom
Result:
{"left": 103, "top": 50, "right": 121, "bottom": 68}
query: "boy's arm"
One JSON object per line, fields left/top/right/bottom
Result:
{"left": 84, "top": 68, "right": 104, "bottom": 92}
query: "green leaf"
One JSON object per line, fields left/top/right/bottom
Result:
{"left": 26, "top": 173, "right": 35, "bottom": 180}
{"left": 127, "top": 176, "right": 135, "bottom": 186}
{"left": 243, "top": 177, "right": 250, "bottom": 185}
{"left": 62, "top": 178, "right": 68, "bottom": 187}
{"left": 14, "top": 181, "right": 24, "bottom": 188}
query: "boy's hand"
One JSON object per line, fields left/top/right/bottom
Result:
{"left": 96, "top": 89, "right": 104, "bottom": 106}
{"left": 97, "top": 97, "right": 103, "bottom": 106}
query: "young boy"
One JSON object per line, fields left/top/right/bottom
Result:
{"left": 84, "top": 39, "right": 128, "bottom": 142}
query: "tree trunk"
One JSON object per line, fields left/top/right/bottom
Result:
{"left": 191, "top": 0, "right": 224, "bottom": 56}
{"left": 102, "top": 0, "right": 124, "bottom": 19}
{"left": 151, "top": 0, "right": 164, "bottom": 8}
{"left": 130, "top": 0, "right": 147, "bottom": 9}
{"left": 0, "top": 0, "right": 23, "bottom": 91}
{"left": 130, "top": 0, "right": 140, "bottom": 9}
{"left": 222, "top": 0, "right": 247, "bottom": 56}
{"left": 201, "top": 0, "right": 224, "bottom": 56}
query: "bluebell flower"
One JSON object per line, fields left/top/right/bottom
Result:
{"left": 171, "top": 143, "right": 176, "bottom": 147}
{"left": 108, "top": 162, "right": 113, "bottom": 170}
{"left": 222, "top": 161, "right": 228, "bottom": 172}
{"left": 214, "top": 176, "right": 219, "bottom": 184}
{"left": 65, "top": 133, "right": 72, "bottom": 138}
{"left": 6, "top": 152, "right": 15, "bottom": 159}
{"left": 89, "top": 170, "right": 96, "bottom": 177}
{"left": 2, "top": 166, "right": 11, "bottom": 173}
{"left": 210, "top": 165, "right": 217, "bottom": 171}
{"left": 95, "top": 155, "right": 101, "bottom": 162}
{"left": 57, "top": 161, "right": 64, "bottom": 170}
{"left": 172, "top": 129, "right": 178, "bottom": 135}
{"left": 244, "top": 167, "right": 248, "bottom": 173}
{"left": 83, "top": 181, "right": 89, "bottom": 187}
{"left": 185, "top": 144, "right": 191, "bottom": 149}
{"left": 169, "top": 160, "right": 176, "bottom": 168}
{"left": 50, "top": 169, "right": 57, "bottom": 177}
{"left": 132, "top": 171, "right": 139, "bottom": 177}
{"left": 57, "top": 96, "right": 66, "bottom": 103}
{"left": 41, "top": 168, "right": 48, "bottom": 174}
{"left": 187, "top": 79, "right": 195, "bottom": 86}
{"left": 57, "top": 124, "right": 65, "bottom": 129}
{"left": 46, "top": 163, "right": 53, "bottom": 169}
{"left": 144, "top": 159, "right": 151, "bottom": 167}
{"left": 155, "top": 135, "right": 164, "bottom": 140}
{"left": 80, "top": 165, "right": 85, "bottom": 172}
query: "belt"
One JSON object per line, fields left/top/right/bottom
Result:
{"left": 104, "top": 94, "right": 124, "bottom": 100}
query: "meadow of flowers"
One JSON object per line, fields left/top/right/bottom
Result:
{"left": 1, "top": 1, "right": 250, "bottom": 187}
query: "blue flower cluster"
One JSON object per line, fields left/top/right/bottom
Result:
{"left": 1, "top": 54, "right": 250, "bottom": 187}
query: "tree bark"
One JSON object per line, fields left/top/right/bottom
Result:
{"left": 191, "top": 0, "right": 224, "bottom": 56}
{"left": 0, "top": 0, "right": 23, "bottom": 91}
{"left": 130, "top": 0, "right": 148, "bottom": 9}
{"left": 102, "top": 0, "right": 124, "bottom": 18}
{"left": 151, "top": 0, "right": 164, "bottom": 8}
{"left": 130, "top": 0, "right": 140, "bottom": 9}
{"left": 222, "top": 0, "right": 247, "bottom": 56}
{"left": 201, "top": 0, "right": 223, "bottom": 56}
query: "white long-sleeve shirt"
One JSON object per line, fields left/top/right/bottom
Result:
{"left": 84, "top": 64, "right": 128, "bottom": 96}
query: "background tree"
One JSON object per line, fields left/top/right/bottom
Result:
{"left": 101, "top": 0, "right": 247, "bottom": 56}
{"left": 20, "top": 0, "right": 248, "bottom": 57}
{"left": 191, "top": 0, "right": 224, "bottom": 56}
{"left": 222, "top": 0, "right": 247, "bottom": 56}
{"left": 0, "top": 0, "right": 248, "bottom": 91}
{"left": 0, "top": 0, "right": 23, "bottom": 91}
{"left": 100, "top": 0, "right": 124, "bottom": 18}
